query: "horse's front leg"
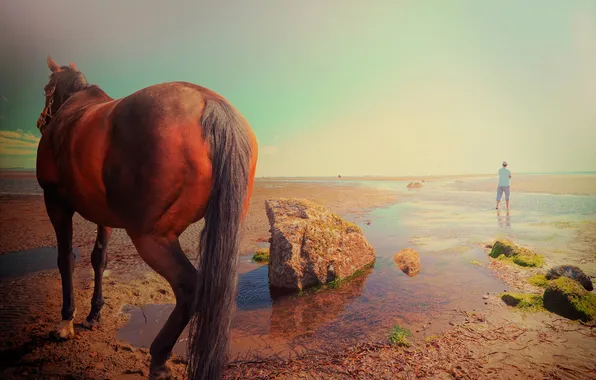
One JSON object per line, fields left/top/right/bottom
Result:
{"left": 43, "top": 189, "right": 76, "bottom": 339}
{"left": 82, "top": 225, "right": 112, "bottom": 329}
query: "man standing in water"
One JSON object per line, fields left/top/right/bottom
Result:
{"left": 496, "top": 161, "right": 511, "bottom": 210}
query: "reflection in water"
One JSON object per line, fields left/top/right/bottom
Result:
{"left": 497, "top": 210, "right": 511, "bottom": 229}
{"left": 268, "top": 267, "right": 372, "bottom": 340}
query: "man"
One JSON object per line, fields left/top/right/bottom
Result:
{"left": 496, "top": 161, "right": 511, "bottom": 210}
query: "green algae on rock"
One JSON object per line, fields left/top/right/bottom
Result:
{"left": 252, "top": 248, "right": 270, "bottom": 263}
{"left": 500, "top": 292, "right": 545, "bottom": 312}
{"left": 543, "top": 277, "right": 596, "bottom": 322}
{"left": 527, "top": 274, "right": 549, "bottom": 288}
{"left": 489, "top": 239, "right": 544, "bottom": 267}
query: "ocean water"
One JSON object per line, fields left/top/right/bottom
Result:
{"left": 0, "top": 175, "right": 42, "bottom": 195}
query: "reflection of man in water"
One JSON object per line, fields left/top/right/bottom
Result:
{"left": 496, "top": 161, "right": 511, "bottom": 210}
{"left": 497, "top": 209, "right": 511, "bottom": 229}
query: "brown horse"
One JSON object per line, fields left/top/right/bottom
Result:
{"left": 36, "top": 56, "right": 258, "bottom": 380}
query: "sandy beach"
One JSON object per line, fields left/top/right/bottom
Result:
{"left": 1, "top": 173, "right": 595, "bottom": 379}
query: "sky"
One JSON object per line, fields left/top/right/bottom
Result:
{"left": 0, "top": 0, "right": 595, "bottom": 176}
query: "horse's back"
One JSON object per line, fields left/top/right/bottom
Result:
{"left": 103, "top": 82, "right": 224, "bottom": 235}
{"left": 40, "top": 81, "right": 254, "bottom": 235}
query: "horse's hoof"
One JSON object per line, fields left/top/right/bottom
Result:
{"left": 81, "top": 317, "right": 101, "bottom": 330}
{"left": 55, "top": 319, "right": 75, "bottom": 340}
{"left": 149, "top": 365, "right": 172, "bottom": 380}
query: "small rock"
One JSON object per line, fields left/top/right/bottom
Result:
{"left": 407, "top": 182, "right": 423, "bottom": 189}
{"left": 546, "top": 265, "right": 593, "bottom": 291}
{"left": 482, "top": 295, "right": 489, "bottom": 299}
{"left": 393, "top": 248, "right": 421, "bottom": 277}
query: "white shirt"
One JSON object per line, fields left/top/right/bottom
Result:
{"left": 498, "top": 167, "right": 511, "bottom": 187}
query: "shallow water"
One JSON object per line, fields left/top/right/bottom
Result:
{"left": 0, "top": 247, "right": 80, "bottom": 279}
{"left": 118, "top": 178, "right": 596, "bottom": 360}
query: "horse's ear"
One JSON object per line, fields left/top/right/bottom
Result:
{"left": 69, "top": 61, "right": 77, "bottom": 71}
{"left": 46, "top": 55, "right": 61, "bottom": 73}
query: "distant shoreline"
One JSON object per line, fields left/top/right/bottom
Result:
{"left": 257, "top": 172, "right": 596, "bottom": 182}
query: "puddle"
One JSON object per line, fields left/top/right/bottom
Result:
{"left": 0, "top": 247, "right": 80, "bottom": 279}
{"left": 117, "top": 181, "right": 596, "bottom": 361}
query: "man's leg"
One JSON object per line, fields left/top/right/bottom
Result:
{"left": 505, "top": 186, "right": 510, "bottom": 210}
{"left": 496, "top": 186, "right": 503, "bottom": 209}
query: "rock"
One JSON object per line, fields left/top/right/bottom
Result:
{"left": 393, "top": 248, "right": 421, "bottom": 277}
{"left": 482, "top": 295, "right": 489, "bottom": 299}
{"left": 543, "top": 277, "right": 596, "bottom": 322}
{"left": 489, "top": 239, "right": 544, "bottom": 267}
{"left": 407, "top": 182, "right": 423, "bottom": 189}
{"left": 546, "top": 265, "right": 593, "bottom": 291}
{"left": 500, "top": 292, "right": 543, "bottom": 310}
{"left": 265, "top": 198, "right": 376, "bottom": 291}
{"left": 489, "top": 239, "right": 516, "bottom": 257}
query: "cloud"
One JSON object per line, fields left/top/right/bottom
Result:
{"left": 260, "top": 145, "right": 279, "bottom": 155}
{"left": 0, "top": 130, "right": 40, "bottom": 155}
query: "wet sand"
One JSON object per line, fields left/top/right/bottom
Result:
{"left": 1, "top": 175, "right": 595, "bottom": 379}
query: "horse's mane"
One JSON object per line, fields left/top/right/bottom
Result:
{"left": 46, "top": 70, "right": 111, "bottom": 140}
{"left": 51, "top": 66, "right": 89, "bottom": 101}
{"left": 50, "top": 85, "right": 109, "bottom": 125}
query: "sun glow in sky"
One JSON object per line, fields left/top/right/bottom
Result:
{"left": 1, "top": 1, "right": 595, "bottom": 176}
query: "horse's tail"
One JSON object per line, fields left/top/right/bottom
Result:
{"left": 187, "top": 98, "right": 253, "bottom": 380}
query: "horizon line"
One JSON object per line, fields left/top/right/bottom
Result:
{"left": 1, "top": 168, "right": 595, "bottom": 177}
{"left": 256, "top": 171, "right": 596, "bottom": 179}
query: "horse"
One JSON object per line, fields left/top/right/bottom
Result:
{"left": 35, "top": 56, "right": 258, "bottom": 380}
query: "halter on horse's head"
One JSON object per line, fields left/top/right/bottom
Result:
{"left": 37, "top": 56, "right": 88, "bottom": 134}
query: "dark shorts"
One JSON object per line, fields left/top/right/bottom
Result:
{"left": 496, "top": 186, "right": 510, "bottom": 201}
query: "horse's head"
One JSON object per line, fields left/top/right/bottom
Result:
{"left": 37, "top": 56, "right": 88, "bottom": 133}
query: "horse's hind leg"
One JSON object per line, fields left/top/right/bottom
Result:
{"left": 82, "top": 225, "right": 112, "bottom": 329}
{"left": 128, "top": 233, "right": 196, "bottom": 380}
{"left": 43, "top": 189, "right": 76, "bottom": 339}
